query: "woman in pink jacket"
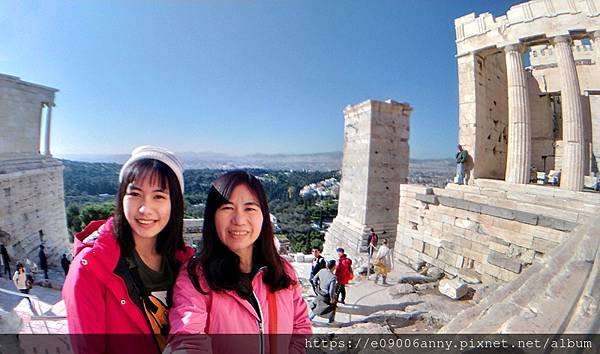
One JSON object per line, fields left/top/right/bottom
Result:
{"left": 62, "top": 146, "right": 193, "bottom": 354}
{"left": 168, "top": 170, "right": 312, "bottom": 353}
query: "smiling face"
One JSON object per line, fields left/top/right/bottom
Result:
{"left": 123, "top": 176, "right": 172, "bottom": 244}
{"left": 214, "top": 183, "right": 264, "bottom": 263}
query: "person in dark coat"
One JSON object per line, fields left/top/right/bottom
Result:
{"left": 309, "top": 246, "right": 326, "bottom": 295}
{"left": 60, "top": 254, "right": 71, "bottom": 276}
{"left": 1, "top": 244, "right": 11, "bottom": 277}
{"left": 309, "top": 260, "right": 338, "bottom": 324}
{"left": 39, "top": 245, "right": 48, "bottom": 279}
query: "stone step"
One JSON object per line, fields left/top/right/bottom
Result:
{"left": 473, "top": 179, "right": 600, "bottom": 207}
{"left": 439, "top": 216, "right": 599, "bottom": 334}
{"left": 445, "top": 182, "right": 600, "bottom": 216}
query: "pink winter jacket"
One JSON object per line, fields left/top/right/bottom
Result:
{"left": 167, "top": 261, "right": 312, "bottom": 353}
{"left": 62, "top": 217, "right": 194, "bottom": 354}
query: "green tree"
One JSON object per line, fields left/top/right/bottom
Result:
{"left": 79, "top": 202, "right": 115, "bottom": 228}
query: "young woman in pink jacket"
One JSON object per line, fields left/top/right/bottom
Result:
{"left": 62, "top": 146, "right": 193, "bottom": 354}
{"left": 167, "top": 170, "right": 312, "bottom": 353}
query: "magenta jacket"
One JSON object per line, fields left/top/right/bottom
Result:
{"left": 167, "top": 260, "right": 312, "bottom": 353}
{"left": 62, "top": 217, "right": 194, "bottom": 353}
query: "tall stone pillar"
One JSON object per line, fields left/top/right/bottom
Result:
{"left": 43, "top": 102, "right": 53, "bottom": 156}
{"left": 324, "top": 99, "right": 411, "bottom": 258}
{"left": 504, "top": 44, "right": 531, "bottom": 184}
{"left": 554, "top": 35, "right": 585, "bottom": 191}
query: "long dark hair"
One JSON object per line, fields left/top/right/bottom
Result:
{"left": 188, "top": 170, "right": 294, "bottom": 295}
{"left": 113, "top": 159, "right": 185, "bottom": 263}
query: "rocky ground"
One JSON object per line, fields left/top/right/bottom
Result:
{"left": 295, "top": 259, "right": 480, "bottom": 335}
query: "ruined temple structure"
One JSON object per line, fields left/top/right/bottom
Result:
{"left": 325, "top": 0, "right": 600, "bottom": 333}
{"left": 324, "top": 99, "right": 411, "bottom": 255}
{"left": 0, "top": 74, "right": 69, "bottom": 267}
{"left": 455, "top": 0, "right": 600, "bottom": 191}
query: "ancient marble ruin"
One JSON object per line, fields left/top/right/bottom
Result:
{"left": 455, "top": 0, "right": 600, "bottom": 191}
{"left": 0, "top": 74, "right": 69, "bottom": 266}
{"left": 324, "top": 99, "right": 411, "bottom": 255}
{"left": 324, "top": 0, "right": 600, "bottom": 333}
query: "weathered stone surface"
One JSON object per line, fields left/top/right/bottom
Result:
{"left": 514, "top": 211, "right": 538, "bottom": 225}
{"left": 415, "top": 193, "right": 438, "bottom": 205}
{"left": 398, "top": 275, "right": 435, "bottom": 284}
{"left": 410, "top": 260, "right": 425, "bottom": 271}
{"left": 427, "top": 267, "right": 445, "bottom": 280}
{"left": 486, "top": 251, "right": 522, "bottom": 274}
{"left": 324, "top": 100, "right": 411, "bottom": 257}
{"left": 414, "top": 283, "right": 437, "bottom": 292}
{"left": 388, "top": 284, "right": 415, "bottom": 297}
{"left": 480, "top": 204, "right": 515, "bottom": 220}
{"left": 438, "top": 278, "right": 469, "bottom": 300}
{"left": 538, "top": 215, "right": 577, "bottom": 232}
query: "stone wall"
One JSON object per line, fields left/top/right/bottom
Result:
{"left": 0, "top": 156, "right": 69, "bottom": 266}
{"left": 395, "top": 179, "right": 600, "bottom": 283}
{"left": 0, "top": 74, "right": 66, "bottom": 268}
{"left": 324, "top": 99, "right": 411, "bottom": 257}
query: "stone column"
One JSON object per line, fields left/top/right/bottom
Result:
{"left": 554, "top": 35, "right": 585, "bottom": 191}
{"left": 504, "top": 44, "right": 531, "bottom": 184}
{"left": 44, "top": 102, "right": 53, "bottom": 156}
{"left": 592, "top": 31, "right": 600, "bottom": 175}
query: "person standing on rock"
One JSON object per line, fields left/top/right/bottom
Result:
{"left": 374, "top": 239, "right": 392, "bottom": 285}
{"left": 455, "top": 144, "right": 468, "bottom": 185}
{"left": 38, "top": 245, "right": 49, "bottom": 280}
{"left": 309, "top": 259, "right": 338, "bottom": 324}
{"left": 310, "top": 246, "right": 326, "bottom": 295}
{"left": 335, "top": 247, "right": 353, "bottom": 304}
{"left": 1, "top": 244, "right": 11, "bottom": 277}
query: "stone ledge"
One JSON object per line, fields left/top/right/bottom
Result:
{"left": 415, "top": 193, "right": 438, "bottom": 205}
{"left": 435, "top": 195, "right": 577, "bottom": 232}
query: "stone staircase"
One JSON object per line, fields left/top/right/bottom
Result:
{"left": 440, "top": 213, "right": 600, "bottom": 333}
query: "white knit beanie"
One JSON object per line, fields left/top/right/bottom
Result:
{"left": 119, "top": 145, "right": 184, "bottom": 193}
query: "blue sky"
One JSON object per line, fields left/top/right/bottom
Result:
{"left": 1, "top": 0, "right": 519, "bottom": 158}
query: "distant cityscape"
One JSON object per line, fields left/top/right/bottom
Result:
{"left": 57, "top": 151, "right": 456, "bottom": 188}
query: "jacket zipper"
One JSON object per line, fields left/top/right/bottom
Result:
{"left": 253, "top": 290, "right": 265, "bottom": 354}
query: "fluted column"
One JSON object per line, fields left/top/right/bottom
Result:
{"left": 44, "top": 102, "right": 53, "bottom": 156}
{"left": 504, "top": 44, "right": 531, "bottom": 184}
{"left": 554, "top": 35, "right": 585, "bottom": 191}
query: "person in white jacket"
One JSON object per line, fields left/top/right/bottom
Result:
{"left": 374, "top": 239, "right": 392, "bottom": 285}
{"left": 12, "top": 262, "right": 29, "bottom": 294}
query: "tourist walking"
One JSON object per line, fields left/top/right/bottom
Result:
{"left": 60, "top": 254, "right": 71, "bottom": 276}
{"left": 335, "top": 247, "right": 353, "bottom": 304}
{"left": 38, "top": 245, "right": 48, "bottom": 280}
{"left": 1, "top": 244, "right": 10, "bottom": 277}
{"left": 310, "top": 246, "right": 327, "bottom": 295}
{"left": 455, "top": 144, "right": 469, "bottom": 185}
{"left": 13, "top": 262, "right": 29, "bottom": 294}
{"left": 167, "top": 170, "right": 312, "bottom": 353}
{"left": 62, "top": 146, "right": 193, "bottom": 354}
{"left": 374, "top": 239, "right": 392, "bottom": 285}
{"left": 309, "top": 259, "right": 339, "bottom": 324}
